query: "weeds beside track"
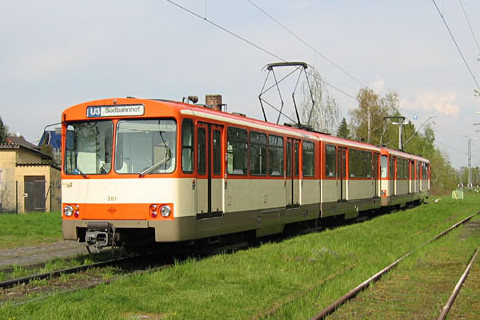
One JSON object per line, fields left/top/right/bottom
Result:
{"left": 311, "top": 211, "right": 480, "bottom": 319}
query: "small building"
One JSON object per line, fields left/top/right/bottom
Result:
{"left": 0, "top": 135, "right": 61, "bottom": 213}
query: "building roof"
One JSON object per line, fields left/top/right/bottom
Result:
{"left": 0, "top": 135, "right": 52, "bottom": 160}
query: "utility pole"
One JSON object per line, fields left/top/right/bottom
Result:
{"left": 384, "top": 116, "right": 405, "bottom": 150}
{"left": 367, "top": 106, "right": 371, "bottom": 144}
{"left": 468, "top": 137, "right": 473, "bottom": 189}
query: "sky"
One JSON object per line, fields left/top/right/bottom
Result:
{"left": 1, "top": 0, "right": 479, "bottom": 170}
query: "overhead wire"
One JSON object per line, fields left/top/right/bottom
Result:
{"left": 245, "top": 0, "right": 369, "bottom": 89}
{"left": 165, "top": 0, "right": 472, "bottom": 165}
{"left": 458, "top": 0, "right": 480, "bottom": 53}
{"left": 431, "top": 0, "right": 480, "bottom": 91}
{"left": 164, "top": 0, "right": 360, "bottom": 103}
{"left": 164, "top": 0, "right": 285, "bottom": 62}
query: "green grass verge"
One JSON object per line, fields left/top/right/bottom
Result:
{"left": 0, "top": 212, "right": 62, "bottom": 249}
{"left": 324, "top": 216, "right": 480, "bottom": 319}
{"left": 1, "top": 194, "right": 479, "bottom": 319}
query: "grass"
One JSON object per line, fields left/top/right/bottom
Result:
{"left": 1, "top": 194, "right": 480, "bottom": 319}
{"left": 0, "top": 212, "right": 62, "bottom": 249}
{"left": 0, "top": 254, "right": 111, "bottom": 282}
{"left": 325, "top": 217, "right": 480, "bottom": 319}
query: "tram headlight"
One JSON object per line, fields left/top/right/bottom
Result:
{"left": 64, "top": 205, "right": 74, "bottom": 217}
{"left": 160, "top": 204, "right": 171, "bottom": 217}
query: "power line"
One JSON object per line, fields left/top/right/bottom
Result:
{"left": 458, "top": 0, "right": 480, "bottom": 53}
{"left": 164, "top": 0, "right": 285, "bottom": 62}
{"left": 164, "top": 0, "right": 360, "bottom": 103}
{"left": 431, "top": 0, "right": 480, "bottom": 91}
{"left": 245, "top": 0, "right": 369, "bottom": 89}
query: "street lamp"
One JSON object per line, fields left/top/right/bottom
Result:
{"left": 384, "top": 116, "right": 405, "bottom": 150}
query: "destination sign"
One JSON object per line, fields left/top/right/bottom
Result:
{"left": 86, "top": 105, "right": 145, "bottom": 118}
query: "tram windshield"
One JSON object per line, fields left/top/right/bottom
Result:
{"left": 115, "top": 119, "right": 176, "bottom": 174}
{"left": 65, "top": 121, "right": 113, "bottom": 175}
{"left": 64, "top": 119, "right": 177, "bottom": 176}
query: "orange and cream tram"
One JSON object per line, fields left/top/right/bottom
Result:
{"left": 61, "top": 96, "right": 430, "bottom": 250}
{"left": 379, "top": 148, "right": 430, "bottom": 207}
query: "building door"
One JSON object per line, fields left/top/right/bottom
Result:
{"left": 24, "top": 176, "right": 46, "bottom": 212}
{"left": 196, "top": 122, "right": 223, "bottom": 219}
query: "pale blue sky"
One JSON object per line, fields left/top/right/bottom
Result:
{"left": 1, "top": 0, "right": 479, "bottom": 169}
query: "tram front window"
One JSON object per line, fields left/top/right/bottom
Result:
{"left": 115, "top": 119, "right": 177, "bottom": 174}
{"left": 65, "top": 121, "right": 113, "bottom": 175}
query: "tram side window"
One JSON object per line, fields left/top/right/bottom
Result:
{"left": 213, "top": 130, "right": 222, "bottom": 175}
{"left": 410, "top": 161, "right": 415, "bottom": 180}
{"left": 397, "top": 158, "right": 408, "bottom": 179}
{"left": 197, "top": 128, "right": 206, "bottom": 175}
{"left": 250, "top": 131, "right": 267, "bottom": 175}
{"left": 227, "top": 127, "right": 247, "bottom": 175}
{"left": 182, "top": 119, "right": 194, "bottom": 173}
{"left": 303, "top": 141, "right": 315, "bottom": 177}
{"left": 380, "top": 155, "right": 388, "bottom": 178}
{"left": 422, "top": 162, "right": 429, "bottom": 179}
{"left": 325, "top": 145, "right": 336, "bottom": 177}
{"left": 268, "top": 135, "right": 284, "bottom": 176}
{"left": 389, "top": 156, "right": 396, "bottom": 179}
{"left": 349, "top": 149, "right": 372, "bottom": 178}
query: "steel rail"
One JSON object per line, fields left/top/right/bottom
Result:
{"left": 0, "top": 256, "right": 133, "bottom": 290}
{"left": 310, "top": 211, "right": 480, "bottom": 320}
{"left": 437, "top": 247, "right": 479, "bottom": 320}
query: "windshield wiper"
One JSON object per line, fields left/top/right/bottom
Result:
{"left": 139, "top": 150, "right": 171, "bottom": 177}
{"left": 75, "top": 167, "right": 88, "bottom": 179}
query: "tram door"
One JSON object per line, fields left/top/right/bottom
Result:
{"left": 337, "top": 147, "right": 347, "bottom": 201}
{"left": 409, "top": 160, "right": 414, "bottom": 194}
{"left": 196, "top": 123, "right": 223, "bottom": 218}
{"left": 389, "top": 156, "right": 396, "bottom": 196}
{"left": 373, "top": 153, "right": 379, "bottom": 197}
{"left": 286, "top": 138, "right": 300, "bottom": 208}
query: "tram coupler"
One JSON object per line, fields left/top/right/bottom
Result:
{"left": 85, "top": 222, "right": 116, "bottom": 253}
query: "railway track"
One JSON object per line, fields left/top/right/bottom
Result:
{"left": 438, "top": 247, "right": 479, "bottom": 320}
{"left": 0, "top": 256, "right": 133, "bottom": 290}
{"left": 0, "top": 253, "right": 176, "bottom": 306}
{"left": 0, "top": 239, "right": 253, "bottom": 307}
{"left": 310, "top": 211, "right": 480, "bottom": 320}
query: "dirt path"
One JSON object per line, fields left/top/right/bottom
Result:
{"left": 0, "top": 241, "right": 87, "bottom": 268}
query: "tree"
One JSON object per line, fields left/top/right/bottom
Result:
{"left": 300, "top": 68, "right": 339, "bottom": 134}
{"left": 336, "top": 117, "right": 350, "bottom": 139}
{"left": 349, "top": 88, "right": 457, "bottom": 193}
{"left": 0, "top": 117, "right": 8, "bottom": 143}
{"left": 350, "top": 88, "right": 399, "bottom": 147}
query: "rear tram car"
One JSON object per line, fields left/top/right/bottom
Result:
{"left": 61, "top": 96, "right": 430, "bottom": 250}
